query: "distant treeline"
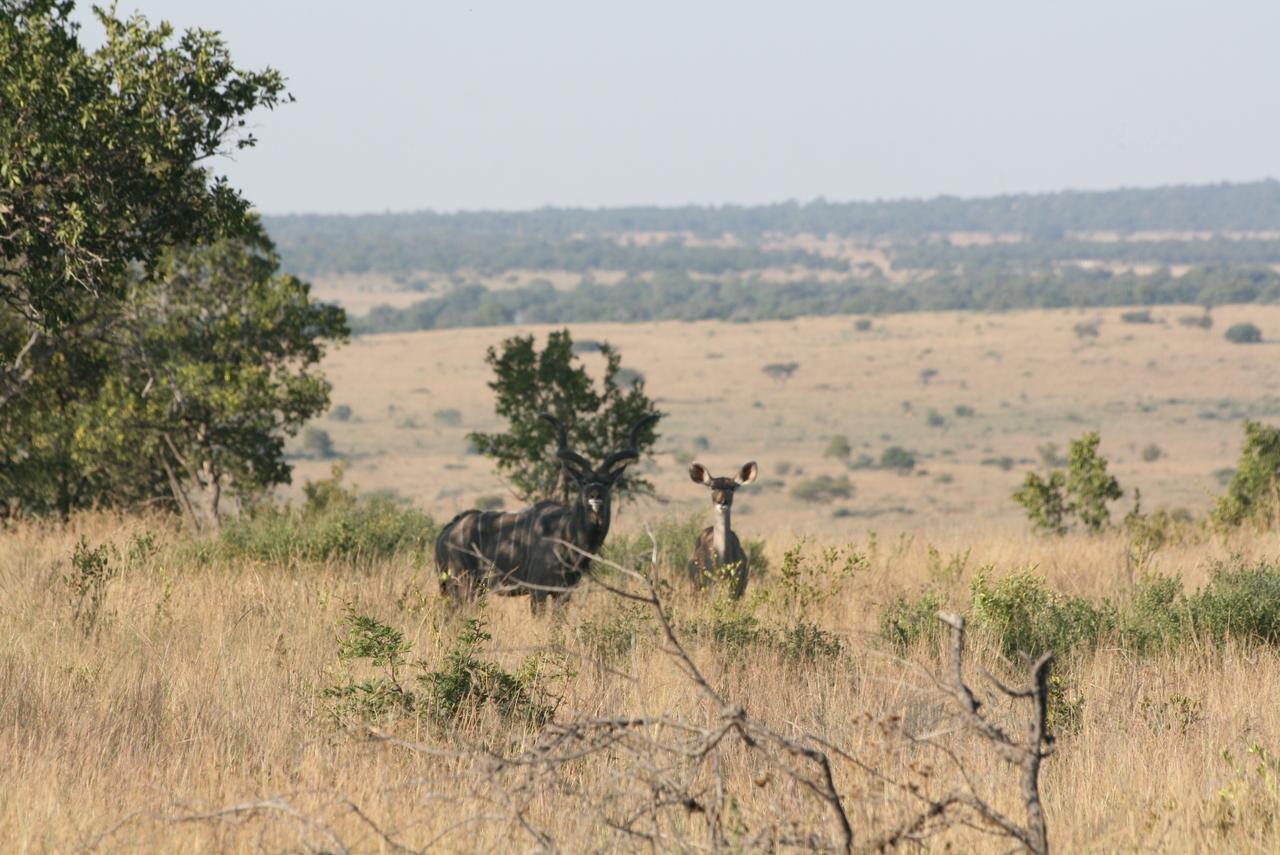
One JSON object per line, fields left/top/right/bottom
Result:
{"left": 890, "top": 237, "right": 1280, "bottom": 270}
{"left": 267, "top": 234, "right": 850, "bottom": 277}
{"left": 352, "top": 265, "right": 1280, "bottom": 334}
{"left": 267, "top": 181, "right": 1280, "bottom": 276}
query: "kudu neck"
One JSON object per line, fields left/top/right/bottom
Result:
{"left": 713, "top": 506, "right": 731, "bottom": 559}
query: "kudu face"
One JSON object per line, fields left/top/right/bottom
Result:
{"left": 689, "top": 461, "right": 758, "bottom": 516}
{"left": 541, "top": 413, "right": 659, "bottom": 525}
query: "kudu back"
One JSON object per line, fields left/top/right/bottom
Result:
{"left": 687, "top": 461, "right": 758, "bottom": 598}
{"left": 435, "top": 412, "right": 658, "bottom": 610}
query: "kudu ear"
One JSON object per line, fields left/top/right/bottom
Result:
{"left": 735, "top": 461, "right": 758, "bottom": 485}
{"left": 689, "top": 462, "right": 714, "bottom": 486}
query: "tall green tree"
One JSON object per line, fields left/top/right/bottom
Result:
{"left": 1214, "top": 420, "right": 1280, "bottom": 529}
{"left": 0, "top": 229, "right": 348, "bottom": 524}
{"left": 1, "top": 0, "right": 287, "bottom": 404}
{"left": 468, "top": 330, "right": 661, "bottom": 503}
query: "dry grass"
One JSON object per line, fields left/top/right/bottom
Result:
{"left": 300, "top": 304, "right": 1280, "bottom": 540}
{"left": 4, "top": 510, "right": 1280, "bottom": 851}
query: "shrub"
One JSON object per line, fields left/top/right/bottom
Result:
{"left": 213, "top": 466, "right": 437, "bottom": 564}
{"left": 1225, "top": 322, "right": 1263, "bottom": 344}
{"left": 925, "top": 409, "right": 946, "bottom": 428}
{"left": 1120, "top": 309, "right": 1154, "bottom": 324}
{"left": 1014, "top": 433, "right": 1122, "bottom": 534}
{"left": 954, "top": 404, "right": 976, "bottom": 418}
{"left": 1073, "top": 319, "right": 1101, "bottom": 338}
{"left": 433, "top": 408, "right": 463, "bottom": 427}
{"left": 301, "top": 426, "right": 337, "bottom": 459}
{"left": 790, "top": 474, "right": 854, "bottom": 503}
{"left": 1179, "top": 313, "right": 1213, "bottom": 329}
{"left": 762, "top": 362, "right": 799, "bottom": 381}
{"left": 324, "top": 612, "right": 559, "bottom": 729}
{"left": 330, "top": 404, "right": 353, "bottom": 422}
{"left": 1141, "top": 443, "right": 1164, "bottom": 462}
{"left": 879, "top": 446, "right": 916, "bottom": 471}
{"left": 1191, "top": 561, "right": 1280, "bottom": 644}
{"left": 971, "top": 570, "right": 1112, "bottom": 659}
{"left": 823, "top": 435, "right": 852, "bottom": 459}
{"left": 474, "top": 494, "right": 505, "bottom": 511}
{"left": 578, "top": 604, "right": 652, "bottom": 664}
{"left": 854, "top": 318, "right": 873, "bottom": 331}
{"left": 878, "top": 589, "right": 947, "bottom": 651}
{"left": 1214, "top": 420, "right": 1280, "bottom": 528}
{"left": 601, "top": 513, "right": 705, "bottom": 573}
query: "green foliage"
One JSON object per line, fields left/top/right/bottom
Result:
{"left": 925, "top": 409, "right": 947, "bottom": 428}
{"left": 878, "top": 589, "right": 947, "bottom": 651}
{"left": 970, "top": 570, "right": 1113, "bottom": 660}
{"left": 330, "top": 404, "right": 353, "bottom": 422}
{"left": 325, "top": 611, "right": 559, "bottom": 730}
{"left": 301, "top": 427, "right": 337, "bottom": 460}
{"left": 823, "top": 435, "right": 852, "bottom": 460}
{"left": 1214, "top": 421, "right": 1280, "bottom": 528}
{"left": 467, "top": 329, "right": 660, "bottom": 503}
{"left": 1192, "top": 561, "right": 1280, "bottom": 645}
{"left": 1225, "top": 322, "right": 1263, "bottom": 344}
{"left": 790, "top": 474, "right": 853, "bottom": 503}
{"left": 1179, "top": 312, "right": 1213, "bottom": 329}
{"left": 1, "top": 1, "right": 287, "bottom": 329}
{"left": 774, "top": 540, "right": 865, "bottom": 615}
{"left": 879, "top": 446, "right": 916, "bottom": 471}
{"left": 1013, "top": 470, "right": 1069, "bottom": 535}
{"left": 1141, "top": 443, "right": 1164, "bottom": 462}
{"left": 65, "top": 537, "right": 119, "bottom": 635}
{"left": 1, "top": 233, "right": 348, "bottom": 522}
{"left": 1066, "top": 433, "right": 1123, "bottom": 531}
{"left": 1013, "top": 432, "right": 1122, "bottom": 534}
{"left": 762, "top": 362, "right": 799, "bottom": 382}
{"left": 212, "top": 466, "right": 436, "bottom": 564}
{"left": 577, "top": 603, "right": 652, "bottom": 665}
{"left": 1120, "top": 309, "right": 1154, "bottom": 324}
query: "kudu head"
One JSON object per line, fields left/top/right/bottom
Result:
{"left": 540, "top": 412, "right": 660, "bottom": 526}
{"left": 689, "top": 461, "right": 758, "bottom": 518}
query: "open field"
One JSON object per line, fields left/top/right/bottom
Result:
{"left": 4, "top": 509, "right": 1280, "bottom": 850}
{"left": 295, "top": 304, "right": 1280, "bottom": 541}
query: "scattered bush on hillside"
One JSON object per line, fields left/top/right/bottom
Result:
{"left": 1214, "top": 420, "right": 1280, "bottom": 529}
{"left": 823, "top": 435, "right": 852, "bottom": 460}
{"left": 1141, "top": 443, "right": 1164, "bottom": 462}
{"left": 762, "top": 362, "right": 799, "bottom": 382}
{"left": 790, "top": 474, "right": 854, "bottom": 503}
{"left": 1225, "top": 322, "right": 1263, "bottom": 344}
{"left": 301, "top": 426, "right": 337, "bottom": 459}
{"left": 1120, "top": 309, "right": 1154, "bottom": 324}
{"left": 433, "top": 408, "right": 463, "bottom": 426}
{"left": 330, "top": 404, "right": 353, "bottom": 422}
{"left": 1178, "top": 312, "right": 1213, "bottom": 329}
{"left": 880, "top": 446, "right": 916, "bottom": 471}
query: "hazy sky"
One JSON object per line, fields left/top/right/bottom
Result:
{"left": 77, "top": 1, "right": 1280, "bottom": 215}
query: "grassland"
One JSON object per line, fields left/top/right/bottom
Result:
{"left": 4, "top": 509, "right": 1280, "bottom": 851}
{"left": 4, "top": 302, "right": 1280, "bottom": 850}
{"left": 300, "top": 304, "right": 1280, "bottom": 540}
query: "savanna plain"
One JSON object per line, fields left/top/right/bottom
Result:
{"left": 5, "top": 305, "right": 1280, "bottom": 851}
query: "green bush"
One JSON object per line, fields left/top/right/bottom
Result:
{"left": 601, "top": 513, "right": 705, "bottom": 574}
{"left": 213, "top": 467, "right": 437, "bottom": 564}
{"left": 823, "top": 435, "right": 852, "bottom": 459}
{"left": 324, "top": 611, "right": 559, "bottom": 729}
{"left": 1013, "top": 432, "right": 1122, "bottom": 534}
{"left": 1214, "top": 420, "right": 1280, "bottom": 528}
{"left": 1225, "top": 322, "right": 1263, "bottom": 344}
{"left": 878, "top": 589, "right": 947, "bottom": 651}
{"left": 971, "top": 570, "right": 1112, "bottom": 659}
{"left": 1120, "top": 309, "right": 1154, "bottom": 324}
{"left": 879, "top": 446, "right": 916, "bottom": 471}
{"left": 790, "top": 474, "right": 853, "bottom": 503}
{"left": 301, "top": 426, "right": 337, "bottom": 459}
{"left": 1191, "top": 561, "right": 1280, "bottom": 645}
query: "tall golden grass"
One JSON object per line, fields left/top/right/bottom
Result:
{"left": 3, "top": 510, "right": 1280, "bottom": 851}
